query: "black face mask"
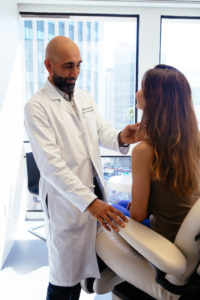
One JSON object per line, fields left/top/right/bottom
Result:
{"left": 52, "top": 71, "right": 76, "bottom": 99}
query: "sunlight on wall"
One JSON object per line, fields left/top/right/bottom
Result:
{"left": 0, "top": 42, "right": 25, "bottom": 268}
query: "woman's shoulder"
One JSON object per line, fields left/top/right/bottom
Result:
{"left": 132, "top": 141, "right": 153, "bottom": 159}
{"left": 131, "top": 141, "right": 153, "bottom": 177}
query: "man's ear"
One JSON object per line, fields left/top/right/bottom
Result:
{"left": 44, "top": 58, "right": 53, "bottom": 74}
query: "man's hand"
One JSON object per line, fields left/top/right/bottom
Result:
{"left": 119, "top": 123, "right": 144, "bottom": 145}
{"left": 87, "top": 199, "right": 128, "bottom": 232}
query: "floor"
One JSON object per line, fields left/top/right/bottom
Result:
{"left": 0, "top": 220, "right": 112, "bottom": 300}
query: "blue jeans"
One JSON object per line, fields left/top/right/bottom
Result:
{"left": 46, "top": 282, "right": 81, "bottom": 300}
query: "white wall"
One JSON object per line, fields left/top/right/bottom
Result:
{"left": 0, "top": 0, "right": 25, "bottom": 268}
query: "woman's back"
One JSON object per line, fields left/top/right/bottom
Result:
{"left": 148, "top": 180, "right": 199, "bottom": 241}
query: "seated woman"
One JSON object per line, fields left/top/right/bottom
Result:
{"left": 95, "top": 64, "right": 200, "bottom": 298}
{"left": 113, "top": 64, "right": 200, "bottom": 242}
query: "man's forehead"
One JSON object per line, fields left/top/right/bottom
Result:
{"left": 56, "top": 51, "right": 82, "bottom": 63}
{"left": 53, "top": 45, "right": 81, "bottom": 62}
{"left": 63, "top": 60, "right": 82, "bottom": 65}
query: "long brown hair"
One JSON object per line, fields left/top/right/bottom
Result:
{"left": 139, "top": 64, "right": 200, "bottom": 196}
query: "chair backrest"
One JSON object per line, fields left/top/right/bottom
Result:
{"left": 173, "top": 197, "right": 200, "bottom": 282}
{"left": 25, "top": 152, "right": 40, "bottom": 195}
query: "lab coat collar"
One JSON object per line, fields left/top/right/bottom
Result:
{"left": 44, "top": 80, "right": 77, "bottom": 116}
{"left": 44, "top": 80, "right": 65, "bottom": 101}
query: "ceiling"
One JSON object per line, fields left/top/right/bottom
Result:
{"left": 18, "top": 0, "right": 200, "bottom": 8}
{"left": 18, "top": 0, "right": 200, "bottom": 3}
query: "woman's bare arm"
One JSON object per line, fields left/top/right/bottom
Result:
{"left": 129, "top": 141, "right": 153, "bottom": 222}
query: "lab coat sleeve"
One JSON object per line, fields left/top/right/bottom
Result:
{"left": 94, "top": 102, "right": 130, "bottom": 155}
{"left": 24, "top": 99, "right": 97, "bottom": 212}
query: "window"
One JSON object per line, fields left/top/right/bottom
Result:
{"left": 94, "top": 22, "right": 98, "bottom": 42}
{"left": 22, "top": 15, "right": 138, "bottom": 212}
{"left": 101, "top": 156, "right": 131, "bottom": 204}
{"left": 59, "top": 21, "right": 65, "bottom": 35}
{"left": 78, "top": 21, "right": 83, "bottom": 42}
{"left": 24, "top": 20, "right": 33, "bottom": 40}
{"left": 23, "top": 15, "right": 138, "bottom": 129}
{"left": 24, "top": 20, "right": 34, "bottom": 99}
{"left": 161, "top": 17, "right": 200, "bottom": 127}
{"left": 69, "top": 21, "right": 74, "bottom": 40}
{"left": 86, "top": 22, "right": 91, "bottom": 42}
{"left": 48, "top": 21, "right": 55, "bottom": 40}
{"left": 37, "top": 21, "right": 44, "bottom": 40}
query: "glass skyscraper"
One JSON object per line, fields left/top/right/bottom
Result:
{"left": 24, "top": 19, "right": 101, "bottom": 103}
{"left": 23, "top": 17, "right": 137, "bottom": 130}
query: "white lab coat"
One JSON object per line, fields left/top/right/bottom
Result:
{"left": 24, "top": 80, "right": 129, "bottom": 286}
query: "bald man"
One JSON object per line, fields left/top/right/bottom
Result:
{"left": 24, "top": 36, "right": 139, "bottom": 300}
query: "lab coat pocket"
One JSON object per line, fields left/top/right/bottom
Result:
{"left": 84, "top": 112, "right": 96, "bottom": 125}
{"left": 48, "top": 192, "right": 88, "bottom": 231}
{"left": 84, "top": 114, "right": 98, "bottom": 143}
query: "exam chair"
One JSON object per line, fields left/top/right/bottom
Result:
{"left": 25, "top": 152, "right": 46, "bottom": 240}
{"left": 83, "top": 198, "right": 200, "bottom": 299}
{"left": 26, "top": 152, "right": 40, "bottom": 196}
